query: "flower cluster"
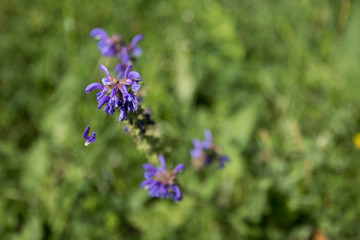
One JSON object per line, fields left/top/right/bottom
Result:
{"left": 90, "top": 28, "right": 143, "bottom": 78}
{"left": 85, "top": 28, "right": 234, "bottom": 203}
{"left": 85, "top": 64, "right": 142, "bottom": 121}
{"left": 191, "top": 130, "right": 230, "bottom": 170}
{"left": 141, "top": 155, "right": 185, "bottom": 202}
{"left": 85, "top": 28, "right": 187, "bottom": 202}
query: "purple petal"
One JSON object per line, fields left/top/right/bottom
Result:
{"left": 96, "top": 91, "right": 105, "bottom": 100}
{"left": 140, "top": 179, "right": 153, "bottom": 188}
{"left": 173, "top": 185, "right": 182, "bottom": 201}
{"left": 174, "top": 164, "right": 185, "bottom": 173}
{"left": 148, "top": 180, "right": 160, "bottom": 191}
{"left": 128, "top": 71, "right": 141, "bottom": 80}
{"left": 110, "top": 88, "right": 117, "bottom": 98}
{"left": 191, "top": 147, "right": 203, "bottom": 158}
{"left": 99, "top": 65, "right": 111, "bottom": 77}
{"left": 108, "top": 107, "right": 115, "bottom": 115}
{"left": 90, "top": 28, "right": 108, "bottom": 39}
{"left": 132, "top": 47, "right": 142, "bottom": 57}
{"left": 144, "top": 172, "right": 154, "bottom": 179}
{"left": 115, "top": 64, "right": 126, "bottom": 78}
{"left": 129, "top": 93, "right": 139, "bottom": 111}
{"left": 84, "top": 129, "right": 96, "bottom": 146}
{"left": 132, "top": 83, "right": 141, "bottom": 92}
{"left": 125, "top": 78, "right": 135, "bottom": 85}
{"left": 119, "top": 108, "right": 125, "bottom": 121}
{"left": 83, "top": 125, "right": 90, "bottom": 140}
{"left": 102, "top": 77, "right": 111, "bottom": 85}
{"left": 85, "top": 83, "right": 104, "bottom": 93}
{"left": 158, "top": 155, "right": 166, "bottom": 171}
{"left": 119, "top": 106, "right": 128, "bottom": 121}
{"left": 204, "top": 129, "right": 212, "bottom": 139}
{"left": 97, "top": 95, "right": 110, "bottom": 109}
{"left": 88, "top": 132, "right": 96, "bottom": 143}
{"left": 159, "top": 184, "right": 167, "bottom": 197}
{"left": 130, "top": 34, "right": 144, "bottom": 47}
{"left": 192, "top": 139, "right": 203, "bottom": 152}
{"left": 204, "top": 129, "right": 213, "bottom": 145}
{"left": 100, "top": 46, "right": 116, "bottom": 57}
{"left": 120, "top": 84, "right": 129, "bottom": 96}
{"left": 143, "top": 164, "right": 157, "bottom": 172}
{"left": 123, "top": 65, "right": 132, "bottom": 78}
{"left": 103, "top": 105, "right": 110, "bottom": 112}
{"left": 193, "top": 138, "right": 202, "bottom": 148}
{"left": 202, "top": 139, "right": 212, "bottom": 149}
{"left": 149, "top": 188, "right": 160, "bottom": 197}
{"left": 120, "top": 47, "right": 130, "bottom": 63}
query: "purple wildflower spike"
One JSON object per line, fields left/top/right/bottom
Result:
{"left": 83, "top": 125, "right": 96, "bottom": 146}
{"left": 141, "top": 155, "right": 185, "bottom": 202}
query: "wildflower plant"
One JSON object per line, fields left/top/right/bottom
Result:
{"left": 84, "top": 28, "right": 230, "bottom": 202}
{"left": 85, "top": 64, "right": 141, "bottom": 121}
{"left": 191, "top": 129, "right": 230, "bottom": 170}
{"left": 141, "top": 155, "right": 185, "bottom": 202}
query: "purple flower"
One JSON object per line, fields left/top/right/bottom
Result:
{"left": 141, "top": 155, "right": 185, "bottom": 202}
{"left": 90, "top": 28, "right": 144, "bottom": 66}
{"left": 83, "top": 125, "right": 96, "bottom": 146}
{"left": 191, "top": 129, "right": 230, "bottom": 169}
{"left": 85, "top": 65, "right": 142, "bottom": 121}
{"left": 90, "top": 28, "right": 121, "bottom": 57}
{"left": 116, "top": 34, "right": 144, "bottom": 64}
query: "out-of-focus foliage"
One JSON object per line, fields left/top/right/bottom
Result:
{"left": 1, "top": 0, "right": 360, "bottom": 239}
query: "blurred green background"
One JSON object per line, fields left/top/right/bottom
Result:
{"left": 1, "top": 0, "right": 360, "bottom": 239}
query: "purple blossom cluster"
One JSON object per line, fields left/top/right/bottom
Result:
{"left": 141, "top": 155, "right": 185, "bottom": 202}
{"left": 84, "top": 28, "right": 230, "bottom": 203}
{"left": 84, "top": 28, "right": 187, "bottom": 202}
{"left": 85, "top": 64, "right": 141, "bottom": 121}
{"left": 191, "top": 130, "right": 230, "bottom": 170}
{"left": 90, "top": 28, "right": 143, "bottom": 78}
{"left": 87, "top": 28, "right": 156, "bottom": 137}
